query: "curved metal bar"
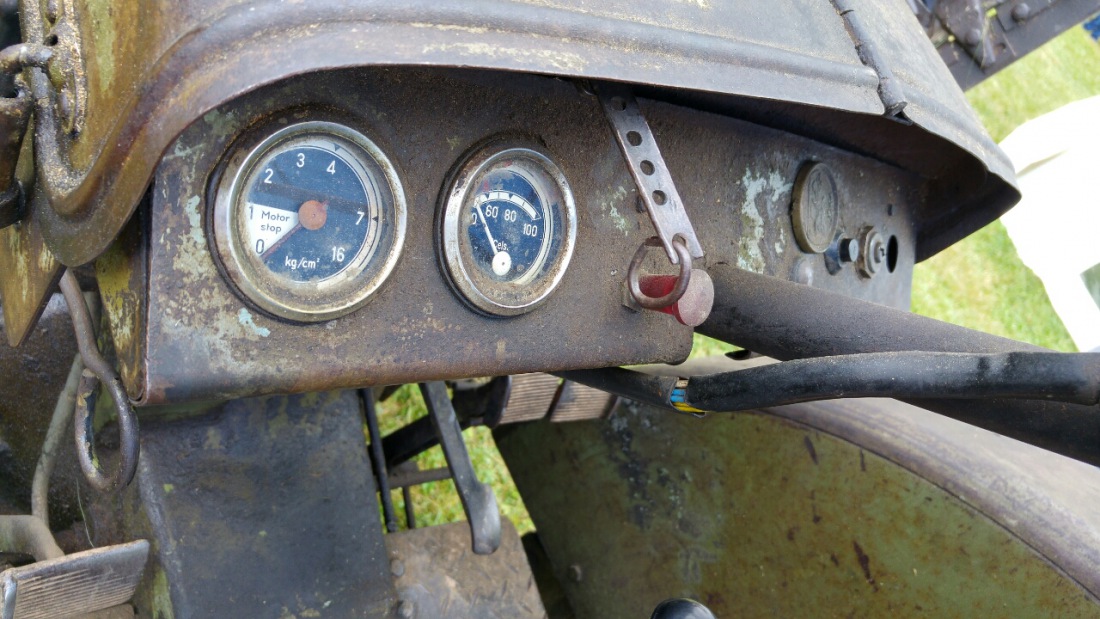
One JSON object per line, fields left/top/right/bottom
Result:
{"left": 31, "top": 354, "right": 83, "bottom": 527}
{"left": 59, "top": 269, "right": 139, "bottom": 493}
{"left": 628, "top": 236, "right": 692, "bottom": 310}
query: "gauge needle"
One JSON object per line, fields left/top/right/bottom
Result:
{"left": 261, "top": 200, "right": 327, "bottom": 260}
{"left": 474, "top": 204, "right": 512, "bottom": 276}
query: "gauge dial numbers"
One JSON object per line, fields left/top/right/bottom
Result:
{"left": 211, "top": 121, "right": 407, "bottom": 322}
{"left": 439, "top": 144, "right": 577, "bottom": 316}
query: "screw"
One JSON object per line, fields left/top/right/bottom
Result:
{"left": 396, "top": 600, "right": 415, "bottom": 619}
{"left": 389, "top": 558, "right": 405, "bottom": 578}
{"left": 837, "top": 238, "right": 859, "bottom": 263}
{"left": 567, "top": 564, "right": 584, "bottom": 583}
{"left": 1012, "top": 3, "right": 1031, "bottom": 22}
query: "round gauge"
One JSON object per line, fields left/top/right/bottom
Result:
{"left": 211, "top": 121, "right": 406, "bottom": 322}
{"left": 438, "top": 143, "right": 577, "bottom": 316}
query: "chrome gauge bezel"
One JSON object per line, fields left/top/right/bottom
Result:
{"left": 438, "top": 142, "right": 577, "bottom": 317}
{"left": 210, "top": 120, "right": 407, "bottom": 323}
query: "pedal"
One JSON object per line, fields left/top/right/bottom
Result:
{"left": 1, "top": 540, "right": 149, "bottom": 619}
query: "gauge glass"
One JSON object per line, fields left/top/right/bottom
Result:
{"left": 212, "top": 121, "right": 406, "bottom": 322}
{"left": 439, "top": 144, "right": 577, "bottom": 316}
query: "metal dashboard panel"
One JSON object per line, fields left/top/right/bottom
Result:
{"left": 106, "top": 68, "right": 924, "bottom": 405}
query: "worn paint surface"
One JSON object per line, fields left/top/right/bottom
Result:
{"left": 16, "top": 0, "right": 1017, "bottom": 269}
{"left": 497, "top": 400, "right": 1100, "bottom": 618}
{"left": 97, "top": 391, "right": 396, "bottom": 617}
{"left": 126, "top": 69, "right": 697, "bottom": 405}
{"left": 103, "top": 67, "right": 927, "bottom": 405}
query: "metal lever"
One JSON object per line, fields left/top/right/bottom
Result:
{"left": 597, "top": 83, "right": 704, "bottom": 264}
{"left": 597, "top": 83, "right": 713, "bottom": 317}
{"left": 419, "top": 382, "right": 501, "bottom": 555}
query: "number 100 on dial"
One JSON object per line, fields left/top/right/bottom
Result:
{"left": 439, "top": 143, "right": 577, "bottom": 317}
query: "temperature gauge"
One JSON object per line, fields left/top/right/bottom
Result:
{"left": 211, "top": 121, "right": 406, "bottom": 322}
{"left": 439, "top": 143, "right": 577, "bottom": 316}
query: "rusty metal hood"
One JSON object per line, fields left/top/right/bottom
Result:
{"left": 19, "top": 0, "right": 1016, "bottom": 266}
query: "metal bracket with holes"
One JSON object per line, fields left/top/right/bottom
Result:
{"left": 597, "top": 83, "right": 705, "bottom": 264}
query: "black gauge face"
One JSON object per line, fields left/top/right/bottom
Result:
{"left": 244, "top": 138, "right": 380, "bottom": 282}
{"left": 211, "top": 121, "right": 406, "bottom": 322}
{"left": 466, "top": 169, "right": 552, "bottom": 285}
{"left": 440, "top": 144, "right": 577, "bottom": 316}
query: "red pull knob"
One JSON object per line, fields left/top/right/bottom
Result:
{"left": 638, "top": 269, "right": 714, "bottom": 327}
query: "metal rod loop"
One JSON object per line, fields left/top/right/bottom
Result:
{"left": 60, "top": 269, "right": 139, "bottom": 493}
{"left": 628, "top": 236, "right": 692, "bottom": 310}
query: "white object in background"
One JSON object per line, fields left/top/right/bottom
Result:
{"left": 999, "top": 95, "right": 1100, "bottom": 352}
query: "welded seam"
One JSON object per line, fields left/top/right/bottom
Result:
{"left": 831, "top": 0, "right": 909, "bottom": 119}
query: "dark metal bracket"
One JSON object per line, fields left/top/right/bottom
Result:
{"left": 419, "top": 381, "right": 502, "bottom": 555}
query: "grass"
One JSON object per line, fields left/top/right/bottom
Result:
{"left": 911, "top": 26, "right": 1100, "bottom": 350}
{"left": 378, "top": 26, "right": 1100, "bottom": 534}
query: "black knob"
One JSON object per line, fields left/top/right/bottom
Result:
{"left": 650, "top": 598, "right": 717, "bottom": 619}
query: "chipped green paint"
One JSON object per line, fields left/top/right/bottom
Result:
{"left": 202, "top": 110, "right": 240, "bottom": 141}
{"left": 162, "top": 483, "right": 174, "bottom": 494}
{"left": 237, "top": 308, "right": 271, "bottom": 338}
{"left": 596, "top": 185, "right": 632, "bottom": 237}
{"left": 86, "top": 0, "right": 117, "bottom": 92}
{"left": 151, "top": 568, "right": 176, "bottom": 619}
{"left": 738, "top": 168, "right": 794, "bottom": 273}
{"left": 498, "top": 404, "right": 1100, "bottom": 618}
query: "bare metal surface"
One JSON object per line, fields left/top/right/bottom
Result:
{"left": 0, "top": 539, "right": 148, "bottom": 619}
{"left": 421, "top": 381, "right": 501, "bottom": 555}
{"left": 497, "top": 395, "right": 1100, "bottom": 617}
{"left": 59, "top": 270, "right": 137, "bottom": 493}
{"left": 598, "top": 85, "right": 703, "bottom": 263}
{"left": 385, "top": 519, "right": 548, "bottom": 619}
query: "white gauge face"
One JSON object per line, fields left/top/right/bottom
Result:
{"left": 439, "top": 143, "right": 577, "bottom": 316}
{"left": 211, "top": 121, "right": 406, "bottom": 322}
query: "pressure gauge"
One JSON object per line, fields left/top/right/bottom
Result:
{"left": 438, "top": 142, "right": 577, "bottom": 316}
{"left": 211, "top": 121, "right": 406, "bottom": 322}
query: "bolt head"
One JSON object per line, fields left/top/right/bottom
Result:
{"left": 838, "top": 238, "right": 859, "bottom": 263}
{"left": 567, "top": 563, "right": 584, "bottom": 583}
{"left": 964, "top": 28, "right": 983, "bottom": 47}
{"left": 389, "top": 558, "right": 405, "bottom": 578}
{"left": 1012, "top": 3, "right": 1031, "bottom": 22}
{"left": 58, "top": 90, "right": 72, "bottom": 119}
